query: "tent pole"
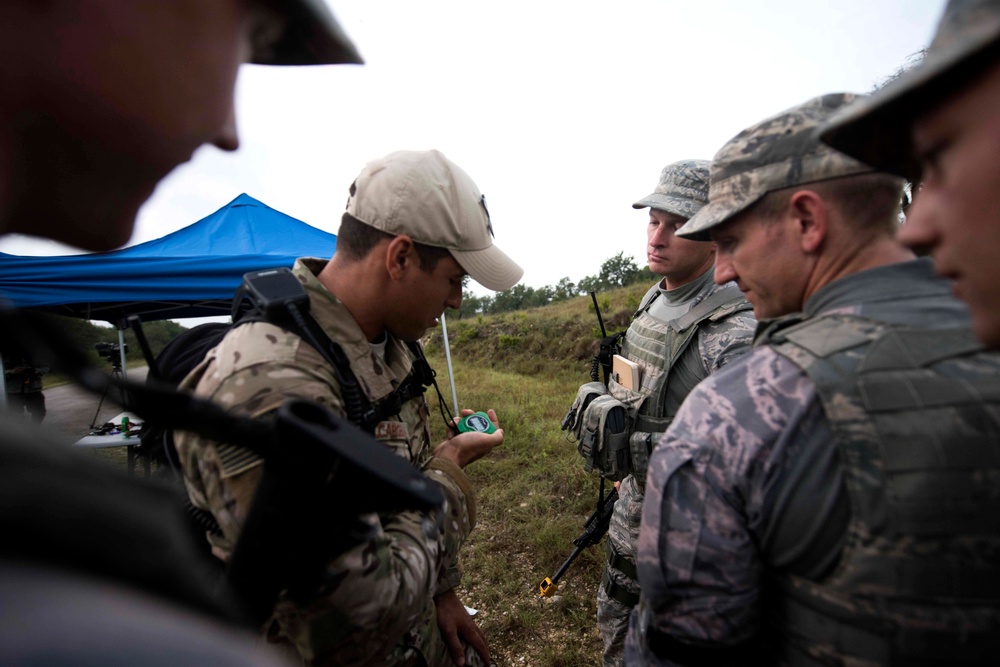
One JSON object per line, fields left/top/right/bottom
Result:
{"left": 117, "top": 326, "right": 128, "bottom": 381}
{"left": 440, "top": 313, "right": 459, "bottom": 416}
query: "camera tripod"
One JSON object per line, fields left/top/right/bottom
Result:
{"left": 88, "top": 360, "right": 129, "bottom": 430}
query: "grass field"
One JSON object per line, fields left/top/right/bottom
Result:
{"left": 422, "top": 285, "right": 648, "bottom": 666}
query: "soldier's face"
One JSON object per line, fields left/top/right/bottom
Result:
{"left": 901, "top": 59, "right": 1000, "bottom": 347}
{"left": 711, "top": 212, "right": 809, "bottom": 319}
{"left": 6, "top": 0, "right": 278, "bottom": 250}
{"left": 392, "top": 253, "right": 466, "bottom": 342}
{"left": 647, "top": 209, "right": 716, "bottom": 289}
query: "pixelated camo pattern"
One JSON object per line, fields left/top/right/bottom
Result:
{"left": 597, "top": 280, "right": 755, "bottom": 667}
{"left": 679, "top": 93, "right": 876, "bottom": 240}
{"left": 762, "top": 313, "right": 1000, "bottom": 662}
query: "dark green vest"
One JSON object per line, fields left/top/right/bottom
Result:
{"left": 761, "top": 313, "right": 1000, "bottom": 665}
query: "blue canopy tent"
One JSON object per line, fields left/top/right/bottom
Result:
{"left": 0, "top": 193, "right": 337, "bottom": 324}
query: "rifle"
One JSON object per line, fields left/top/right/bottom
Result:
{"left": 589, "top": 291, "right": 624, "bottom": 384}
{"left": 539, "top": 485, "right": 618, "bottom": 598}
{"left": 0, "top": 308, "right": 443, "bottom": 625}
{"left": 541, "top": 291, "right": 624, "bottom": 598}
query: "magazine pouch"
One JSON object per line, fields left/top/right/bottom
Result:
{"left": 579, "top": 393, "right": 631, "bottom": 480}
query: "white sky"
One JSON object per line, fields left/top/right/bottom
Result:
{"left": 0, "top": 0, "right": 944, "bottom": 300}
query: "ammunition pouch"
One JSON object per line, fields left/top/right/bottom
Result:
{"left": 562, "top": 381, "right": 607, "bottom": 437}
{"left": 578, "top": 394, "right": 631, "bottom": 481}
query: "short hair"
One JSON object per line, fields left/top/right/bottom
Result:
{"left": 336, "top": 212, "right": 453, "bottom": 273}
{"left": 745, "top": 172, "right": 905, "bottom": 235}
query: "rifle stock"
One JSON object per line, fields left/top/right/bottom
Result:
{"left": 538, "top": 487, "right": 619, "bottom": 597}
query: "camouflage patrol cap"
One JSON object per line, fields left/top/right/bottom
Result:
{"left": 346, "top": 149, "right": 524, "bottom": 292}
{"left": 251, "top": 0, "right": 363, "bottom": 66}
{"left": 677, "top": 93, "right": 875, "bottom": 241}
{"left": 632, "top": 160, "right": 711, "bottom": 220}
{"left": 820, "top": 0, "right": 1000, "bottom": 179}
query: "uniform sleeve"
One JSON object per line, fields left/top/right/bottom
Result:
{"left": 631, "top": 346, "right": 822, "bottom": 663}
{"left": 696, "top": 307, "right": 757, "bottom": 374}
{"left": 175, "top": 323, "right": 476, "bottom": 665}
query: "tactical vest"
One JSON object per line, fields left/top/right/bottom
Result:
{"left": 606, "top": 283, "right": 750, "bottom": 480}
{"left": 760, "top": 313, "right": 1000, "bottom": 665}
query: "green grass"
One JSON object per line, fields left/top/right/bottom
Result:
{"left": 422, "top": 284, "right": 649, "bottom": 665}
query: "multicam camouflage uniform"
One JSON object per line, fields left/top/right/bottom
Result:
{"left": 627, "top": 259, "right": 1000, "bottom": 666}
{"left": 175, "top": 258, "right": 480, "bottom": 667}
{"left": 597, "top": 268, "right": 754, "bottom": 667}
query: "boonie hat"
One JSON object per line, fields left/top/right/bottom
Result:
{"left": 632, "top": 160, "right": 711, "bottom": 220}
{"left": 677, "top": 93, "right": 875, "bottom": 241}
{"left": 346, "top": 150, "right": 524, "bottom": 292}
{"left": 820, "top": 0, "right": 1000, "bottom": 179}
{"left": 252, "top": 0, "right": 363, "bottom": 66}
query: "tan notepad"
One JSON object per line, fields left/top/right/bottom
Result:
{"left": 612, "top": 354, "right": 640, "bottom": 390}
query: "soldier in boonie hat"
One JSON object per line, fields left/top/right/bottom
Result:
{"left": 820, "top": 0, "right": 1000, "bottom": 349}
{"left": 677, "top": 93, "right": 875, "bottom": 242}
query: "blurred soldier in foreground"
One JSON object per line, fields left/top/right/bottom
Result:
{"left": 592, "top": 161, "right": 755, "bottom": 666}
{"left": 0, "top": 1, "right": 361, "bottom": 663}
{"left": 176, "top": 149, "right": 522, "bottom": 666}
{"left": 627, "top": 94, "right": 1000, "bottom": 665}
{"left": 821, "top": 0, "right": 1000, "bottom": 349}
{"left": 3, "top": 354, "right": 48, "bottom": 422}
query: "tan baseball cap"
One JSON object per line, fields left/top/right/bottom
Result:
{"left": 820, "top": 0, "right": 1000, "bottom": 179}
{"left": 346, "top": 150, "right": 524, "bottom": 292}
{"left": 678, "top": 93, "right": 874, "bottom": 241}
{"left": 252, "top": 0, "right": 363, "bottom": 66}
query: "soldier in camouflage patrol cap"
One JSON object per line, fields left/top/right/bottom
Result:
{"left": 626, "top": 94, "right": 1000, "bottom": 665}
{"left": 588, "top": 160, "right": 755, "bottom": 667}
{"left": 176, "top": 149, "right": 522, "bottom": 666}
{"left": 820, "top": 0, "right": 1000, "bottom": 350}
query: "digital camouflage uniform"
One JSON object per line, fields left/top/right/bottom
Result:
{"left": 627, "top": 259, "right": 1000, "bottom": 665}
{"left": 628, "top": 93, "right": 1000, "bottom": 665}
{"left": 597, "top": 270, "right": 754, "bottom": 666}
{"left": 176, "top": 258, "right": 481, "bottom": 667}
{"left": 587, "top": 159, "right": 757, "bottom": 667}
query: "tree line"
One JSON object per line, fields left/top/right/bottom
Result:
{"left": 454, "top": 251, "right": 655, "bottom": 318}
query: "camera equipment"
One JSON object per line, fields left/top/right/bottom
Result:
{"left": 95, "top": 342, "right": 128, "bottom": 361}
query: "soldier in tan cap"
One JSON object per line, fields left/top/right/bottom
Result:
{"left": 587, "top": 160, "right": 755, "bottom": 667}
{"left": 626, "top": 94, "right": 1000, "bottom": 665}
{"left": 821, "top": 0, "right": 1000, "bottom": 349}
{"left": 176, "top": 149, "right": 523, "bottom": 666}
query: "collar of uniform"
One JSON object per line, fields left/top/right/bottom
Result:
{"left": 292, "top": 257, "right": 415, "bottom": 401}
{"left": 801, "top": 258, "right": 949, "bottom": 318}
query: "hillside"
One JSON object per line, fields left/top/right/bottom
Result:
{"left": 421, "top": 283, "right": 651, "bottom": 666}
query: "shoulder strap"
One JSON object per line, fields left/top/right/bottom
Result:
{"left": 669, "top": 283, "right": 749, "bottom": 332}
{"left": 633, "top": 283, "right": 662, "bottom": 319}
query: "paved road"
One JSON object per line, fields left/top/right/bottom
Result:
{"left": 42, "top": 366, "right": 150, "bottom": 438}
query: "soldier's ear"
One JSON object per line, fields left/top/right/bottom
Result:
{"left": 789, "top": 190, "right": 827, "bottom": 254}
{"left": 385, "top": 235, "right": 417, "bottom": 281}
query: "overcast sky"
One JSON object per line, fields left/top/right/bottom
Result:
{"left": 0, "top": 0, "right": 944, "bottom": 299}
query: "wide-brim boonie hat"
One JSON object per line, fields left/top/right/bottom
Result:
{"left": 347, "top": 150, "right": 524, "bottom": 292}
{"left": 632, "top": 160, "right": 711, "bottom": 221}
{"left": 252, "top": 0, "right": 363, "bottom": 66}
{"left": 678, "top": 93, "right": 874, "bottom": 241}
{"left": 819, "top": 0, "right": 1000, "bottom": 179}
